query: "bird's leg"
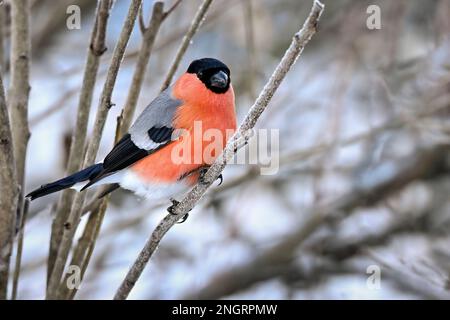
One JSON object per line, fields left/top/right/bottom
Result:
{"left": 198, "top": 167, "right": 209, "bottom": 184}
{"left": 168, "top": 198, "right": 189, "bottom": 224}
{"left": 177, "top": 213, "right": 189, "bottom": 224}
{"left": 216, "top": 173, "right": 223, "bottom": 186}
{"left": 199, "top": 166, "right": 223, "bottom": 186}
{"left": 167, "top": 198, "right": 180, "bottom": 215}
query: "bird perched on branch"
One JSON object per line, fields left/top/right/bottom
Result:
{"left": 27, "top": 58, "right": 236, "bottom": 211}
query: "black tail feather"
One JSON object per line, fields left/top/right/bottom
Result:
{"left": 26, "top": 164, "right": 103, "bottom": 201}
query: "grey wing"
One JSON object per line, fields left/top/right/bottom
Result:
{"left": 80, "top": 88, "right": 182, "bottom": 191}
{"left": 128, "top": 87, "right": 182, "bottom": 150}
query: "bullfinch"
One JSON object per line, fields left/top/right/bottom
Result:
{"left": 27, "top": 58, "right": 237, "bottom": 206}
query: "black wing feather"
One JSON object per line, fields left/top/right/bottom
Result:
{"left": 103, "top": 134, "right": 149, "bottom": 171}
{"left": 148, "top": 126, "right": 173, "bottom": 143}
{"left": 81, "top": 134, "right": 149, "bottom": 190}
{"left": 81, "top": 131, "right": 173, "bottom": 191}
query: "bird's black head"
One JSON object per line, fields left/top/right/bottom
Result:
{"left": 187, "top": 58, "right": 231, "bottom": 94}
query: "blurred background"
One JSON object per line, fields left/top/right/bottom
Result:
{"left": 7, "top": 0, "right": 450, "bottom": 299}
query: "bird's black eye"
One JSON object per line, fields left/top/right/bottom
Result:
{"left": 197, "top": 71, "right": 203, "bottom": 78}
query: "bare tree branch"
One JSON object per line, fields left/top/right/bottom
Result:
{"left": 160, "top": 0, "right": 214, "bottom": 92}
{"left": 114, "top": 0, "right": 325, "bottom": 300}
{"left": 11, "top": 198, "right": 29, "bottom": 299}
{"left": 3, "top": 0, "right": 30, "bottom": 300}
{"left": 8, "top": 0, "right": 30, "bottom": 231}
{"left": 8, "top": 0, "right": 30, "bottom": 191}
{"left": 58, "top": 0, "right": 181, "bottom": 299}
{"left": 243, "top": 0, "right": 258, "bottom": 99}
{"left": 0, "top": 3, "right": 7, "bottom": 74}
{"left": 163, "top": 0, "right": 183, "bottom": 19}
{"left": 0, "top": 70, "right": 18, "bottom": 300}
{"left": 279, "top": 98, "right": 450, "bottom": 167}
{"left": 182, "top": 146, "right": 449, "bottom": 299}
{"left": 118, "top": 0, "right": 165, "bottom": 135}
{"left": 61, "top": 197, "right": 108, "bottom": 300}
{"left": 47, "top": 0, "right": 113, "bottom": 288}
{"left": 46, "top": 0, "right": 143, "bottom": 300}
{"left": 31, "top": 0, "right": 98, "bottom": 54}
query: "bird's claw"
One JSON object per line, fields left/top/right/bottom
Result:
{"left": 198, "top": 167, "right": 209, "bottom": 185}
{"left": 217, "top": 173, "right": 223, "bottom": 186}
{"left": 177, "top": 213, "right": 189, "bottom": 224}
{"left": 168, "top": 198, "right": 190, "bottom": 224}
{"left": 199, "top": 167, "right": 223, "bottom": 186}
{"left": 167, "top": 198, "right": 180, "bottom": 215}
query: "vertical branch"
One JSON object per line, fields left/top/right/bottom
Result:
{"left": 61, "top": 111, "right": 123, "bottom": 300}
{"left": 47, "top": 0, "right": 112, "bottom": 288}
{"left": 4, "top": 0, "right": 30, "bottom": 301}
{"left": 83, "top": 0, "right": 141, "bottom": 165}
{"left": 11, "top": 198, "right": 29, "bottom": 299}
{"left": 114, "top": 0, "right": 325, "bottom": 300}
{"left": 0, "top": 71, "right": 18, "bottom": 300}
{"left": 118, "top": 1, "right": 165, "bottom": 135}
{"left": 9, "top": 0, "right": 30, "bottom": 224}
{"left": 59, "top": 113, "right": 120, "bottom": 300}
{"left": 61, "top": 196, "right": 108, "bottom": 300}
{"left": 243, "top": 0, "right": 258, "bottom": 99}
{"left": 0, "top": 3, "right": 7, "bottom": 73}
{"left": 160, "top": 0, "right": 214, "bottom": 92}
{"left": 60, "top": 1, "right": 181, "bottom": 299}
{"left": 46, "top": 0, "right": 142, "bottom": 300}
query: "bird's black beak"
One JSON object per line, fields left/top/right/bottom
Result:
{"left": 210, "top": 70, "right": 228, "bottom": 89}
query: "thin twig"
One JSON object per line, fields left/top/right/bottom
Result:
{"left": 4, "top": 0, "right": 30, "bottom": 300}
{"left": 59, "top": 0, "right": 178, "bottom": 299}
{"left": 0, "top": 3, "right": 7, "bottom": 73}
{"left": 160, "top": 0, "right": 214, "bottom": 92}
{"left": 118, "top": 0, "right": 166, "bottom": 135}
{"left": 29, "top": 0, "right": 242, "bottom": 129}
{"left": 31, "top": 0, "right": 98, "bottom": 53}
{"left": 46, "top": 0, "right": 142, "bottom": 300}
{"left": 11, "top": 198, "right": 29, "bottom": 299}
{"left": 182, "top": 146, "right": 449, "bottom": 299}
{"left": 8, "top": 0, "right": 30, "bottom": 199}
{"left": 0, "top": 68, "right": 19, "bottom": 300}
{"left": 163, "top": 0, "right": 183, "bottom": 19}
{"left": 60, "top": 197, "right": 109, "bottom": 300}
{"left": 114, "top": 0, "right": 325, "bottom": 300}
{"left": 46, "top": 0, "right": 112, "bottom": 288}
{"left": 138, "top": 1, "right": 146, "bottom": 34}
{"left": 61, "top": 110, "right": 121, "bottom": 299}
{"left": 29, "top": 87, "right": 78, "bottom": 126}
{"left": 279, "top": 98, "right": 450, "bottom": 167}
{"left": 243, "top": 0, "right": 258, "bottom": 99}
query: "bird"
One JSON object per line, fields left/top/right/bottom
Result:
{"left": 27, "top": 58, "right": 237, "bottom": 212}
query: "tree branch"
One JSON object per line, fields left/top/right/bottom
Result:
{"left": 243, "top": 0, "right": 258, "bottom": 99}
{"left": 118, "top": 0, "right": 165, "bottom": 135}
{"left": 4, "top": 0, "right": 30, "bottom": 300}
{"left": 0, "top": 3, "right": 7, "bottom": 74}
{"left": 0, "top": 70, "right": 19, "bottom": 300}
{"left": 160, "top": 0, "right": 214, "bottom": 92}
{"left": 62, "top": 196, "right": 108, "bottom": 300}
{"left": 114, "top": 0, "right": 325, "bottom": 300}
{"left": 182, "top": 146, "right": 449, "bottom": 299}
{"left": 9, "top": 0, "right": 30, "bottom": 198}
{"left": 58, "top": 0, "right": 180, "bottom": 299}
{"left": 11, "top": 198, "right": 29, "bottom": 299}
{"left": 47, "top": 0, "right": 112, "bottom": 288}
{"left": 163, "top": 0, "right": 183, "bottom": 19}
{"left": 46, "top": 0, "right": 142, "bottom": 299}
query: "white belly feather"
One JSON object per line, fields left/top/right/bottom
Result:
{"left": 120, "top": 169, "right": 190, "bottom": 200}
{"left": 71, "top": 168, "right": 190, "bottom": 202}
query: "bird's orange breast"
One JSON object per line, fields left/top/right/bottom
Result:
{"left": 130, "top": 73, "right": 236, "bottom": 184}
